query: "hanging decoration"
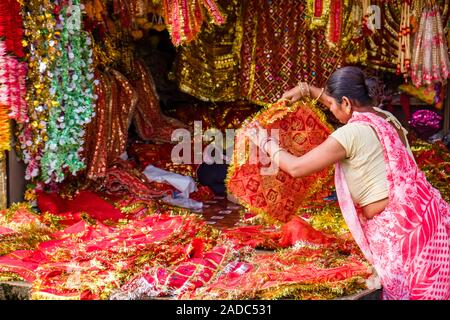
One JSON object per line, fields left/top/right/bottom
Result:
{"left": 19, "top": 0, "right": 97, "bottom": 183}
{"left": 325, "top": 0, "right": 345, "bottom": 47}
{"left": 0, "top": 0, "right": 25, "bottom": 58}
{"left": 0, "top": 0, "right": 27, "bottom": 155}
{"left": 162, "top": 0, "right": 226, "bottom": 46}
{"left": 306, "top": 0, "right": 330, "bottom": 29}
{"left": 239, "top": 0, "right": 344, "bottom": 105}
{"left": 40, "top": 1, "right": 96, "bottom": 184}
{"left": 396, "top": 1, "right": 412, "bottom": 79}
{"left": 172, "top": 0, "right": 243, "bottom": 102}
{"left": 0, "top": 41, "right": 11, "bottom": 155}
{"left": 18, "top": 0, "right": 59, "bottom": 181}
{"left": 411, "top": 1, "right": 450, "bottom": 87}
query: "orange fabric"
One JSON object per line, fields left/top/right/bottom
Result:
{"left": 227, "top": 99, "right": 334, "bottom": 222}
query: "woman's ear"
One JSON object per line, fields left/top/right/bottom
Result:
{"left": 342, "top": 96, "right": 352, "bottom": 114}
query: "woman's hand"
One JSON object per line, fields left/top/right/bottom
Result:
{"left": 244, "top": 122, "right": 268, "bottom": 150}
{"left": 281, "top": 82, "right": 309, "bottom": 102}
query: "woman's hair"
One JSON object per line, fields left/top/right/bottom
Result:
{"left": 325, "top": 66, "right": 376, "bottom": 107}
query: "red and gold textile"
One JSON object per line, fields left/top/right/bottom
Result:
{"left": 36, "top": 190, "right": 125, "bottom": 223}
{"left": 227, "top": 99, "right": 334, "bottom": 223}
{"left": 182, "top": 245, "right": 372, "bottom": 300}
{"left": 96, "top": 159, "right": 172, "bottom": 200}
{"left": 239, "top": 0, "right": 343, "bottom": 104}
{"left": 410, "top": 139, "right": 450, "bottom": 203}
{"left": 0, "top": 204, "right": 53, "bottom": 257}
{"left": 1, "top": 208, "right": 219, "bottom": 299}
{"left": 172, "top": 0, "right": 242, "bottom": 102}
{"left": 110, "top": 244, "right": 241, "bottom": 299}
{"left": 132, "top": 58, "right": 190, "bottom": 143}
{"left": 84, "top": 70, "right": 137, "bottom": 180}
{"left": 128, "top": 142, "right": 199, "bottom": 178}
{"left": 162, "top": 0, "right": 225, "bottom": 46}
{"left": 167, "top": 101, "right": 259, "bottom": 131}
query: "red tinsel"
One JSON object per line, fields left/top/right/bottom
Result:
{"left": 0, "top": 0, "right": 24, "bottom": 58}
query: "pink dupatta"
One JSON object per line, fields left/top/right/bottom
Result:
{"left": 335, "top": 111, "right": 450, "bottom": 300}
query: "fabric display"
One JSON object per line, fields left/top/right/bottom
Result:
{"left": 399, "top": 83, "right": 446, "bottom": 109}
{"left": 131, "top": 58, "right": 190, "bottom": 143}
{"left": 411, "top": 2, "right": 450, "bottom": 87}
{"left": 227, "top": 98, "right": 334, "bottom": 223}
{"left": 110, "top": 213, "right": 372, "bottom": 300}
{"left": 95, "top": 159, "right": 172, "bottom": 201}
{"left": 128, "top": 142, "right": 199, "bottom": 178}
{"left": 181, "top": 246, "right": 372, "bottom": 300}
{"left": 172, "top": 0, "right": 242, "bottom": 102}
{"left": 409, "top": 109, "right": 443, "bottom": 139}
{"left": 0, "top": 204, "right": 53, "bottom": 258}
{"left": 83, "top": 69, "right": 138, "bottom": 180}
{"left": 239, "top": 0, "right": 344, "bottom": 105}
{"left": 411, "top": 138, "right": 450, "bottom": 203}
{"left": 167, "top": 101, "right": 260, "bottom": 131}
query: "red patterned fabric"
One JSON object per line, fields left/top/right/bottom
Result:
{"left": 181, "top": 245, "right": 372, "bottom": 300}
{"left": 227, "top": 99, "right": 334, "bottom": 222}
{"left": 239, "top": 0, "right": 343, "bottom": 104}
{"left": 98, "top": 160, "right": 171, "bottom": 200}
{"left": 111, "top": 245, "right": 236, "bottom": 299}
{"left": 132, "top": 59, "right": 189, "bottom": 143}
{"left": 335, "top": 111, "right": 450, "bottom": 300}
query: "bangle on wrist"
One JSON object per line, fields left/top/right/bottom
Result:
{"left": 315, "top": 87, "right": 325, "bottom": 102}
{"left": 271, "top": 147, "right": 285, "bottom": 160}
{"left": 261, "top": 137, "right": 279, "bottom": 154}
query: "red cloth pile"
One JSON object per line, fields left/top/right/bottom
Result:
{"left": 36, "top": 190, "right": 125, "bottom": 224}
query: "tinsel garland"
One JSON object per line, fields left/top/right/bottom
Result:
{"left": 162, "top": 0, "right": 225, "bottom": 46}
{"left": 18, "top": 0, "right": 59, "bottom": 180}
{"left": 0, "top": 41, "right": 11, "bottom": 154}
{"left": 19, "top": 0, "right": 96, "bottom": 183}
{"left": 0, "top": 0, "right": 24, "bottom": 58}
{"left": 306, "top": 0, "right": 331, "bottom": 29}
{"left": 40, "top": 1, "right": 97, "bottom": 183}
{"left": 0, "top": 1, "right": 27, "bottom": 155}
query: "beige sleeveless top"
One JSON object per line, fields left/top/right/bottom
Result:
{"left": 330, "top": 108, "right": 415, "bottom": 207}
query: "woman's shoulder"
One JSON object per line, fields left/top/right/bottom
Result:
{"left": 332, "top": 122, "right": 372, "bottom": 135}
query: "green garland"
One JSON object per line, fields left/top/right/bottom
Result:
{"left": 40, "top": 0, "right": 96, "bottom": 183}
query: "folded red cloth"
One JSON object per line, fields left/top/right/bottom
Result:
{"left": 36, "top": 190, "right": 124, "bottom": 222}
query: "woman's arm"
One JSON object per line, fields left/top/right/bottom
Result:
{"left": 263, "top": 136, "right": 346, "bottom": 178}
{"left": 281, "top": 83, "right": 332, "bottom": 109}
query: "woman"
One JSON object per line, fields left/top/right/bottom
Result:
{"left": 246, "top": 66, "right": 450, "bottom": 300}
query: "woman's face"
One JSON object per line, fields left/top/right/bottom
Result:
{"left": 328, "top": 96, "right": 352, "bottom": 124}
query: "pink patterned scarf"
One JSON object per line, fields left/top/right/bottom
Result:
{"left": 335, "top": 111, "right": 450, "bottom": 300}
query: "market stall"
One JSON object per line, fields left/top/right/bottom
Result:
{"left": 1, "top": 0, "right": 450, "bottom": 300}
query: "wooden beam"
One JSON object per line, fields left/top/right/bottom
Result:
{"left": 444, "top": 84, "right": 450, "bottom": 135}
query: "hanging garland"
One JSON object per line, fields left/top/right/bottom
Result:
{"left": 0, "top": 0, "right": 24, "bottom": 58}
{"left": 18, "top": 0, "right": 59, "bottom": 181}
{"left": 0, "top": 0, "right": 26, "bottom": 155}
{"left": 0, "top": 41, "right": 11, "bottom": 155}
{"left": 396, "top": 0, "right": 412, "bottom": 78}
{"left": 306, "top": 0, "right": 331, "bottom": 29}
{"left": 40, "top": 0, "right": 97, "bottom": 183}
{"left": 162, "top": 0, "right": 225, "bottom": 46}
{"left": 19, "top": 0, "right": 96, "bottom": 183}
